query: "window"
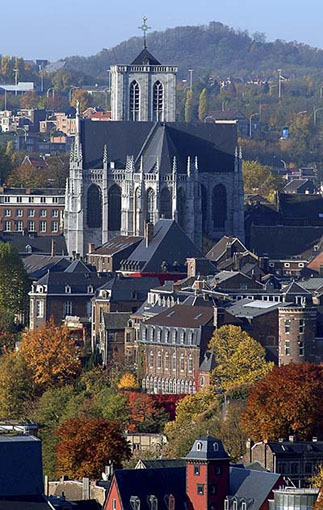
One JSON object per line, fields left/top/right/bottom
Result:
{"left": 130, "top": 81, "right": 140, "bottom": 121}
{"left": 40, "top": 209, "right": 47, "bottom": 217}
{"left": 194, "top": 465, "right": 200, "bottom": 476}
{"left": 36, "top": 300, "right": 44, "bottom": 318}
{"left": 153, "top": 80, "right": 164, "bottom": 121}
{"left": 157, "top": 351, "right": 162, "bottom": 369}
{"left": 41, "top": 197, "right": 46, "bottom": 203}
{"left": 40, "top": 221, "right": 47, "bottom": 233}
{"left": 180, "top": 354, "right": 184, "bottom": 371}
{"left": 224, "top": 499, "right": 229, "bottom": 510}
{"left": 210, "top": 485, "right": 216, "bottom": 495}
{"left": 241, "top": 503, "right": 247, "bottom": 510}
{"left": 52, "top": 197, "right": 59, "bottom": 203}
{"left": 299, "top": 340, "right": 304, "bottom": 356}
{"left": 130, "top": 496, "right": 140, "bottom": 510}
{"left": 28, "top": 220, "right": 35, "bottom": 232}
{"left": 65, "top": 285, "right": 71, "bottom": 293}
{"left": 112, "top": 499, "right": 117, "bottom": 510}
{"left": 215, "top": 466, "right": 221, "bottom": 475}
{"left": 16, "top": 208, "right": 23, "bottom": 217}
{"left": 197, "top": 484, "right": 204, "bottom": 495}
{"left": 87, "top": 285, "right": 94, "bottom": 293}
{"left": 165, "top": 352, "right": 169, "bottom": 370}
{"left": 172, "top": 353, "right": 176, "bottom": 371}
{"left": 284, "top": 262, "right": 290, "bottom": 268}
{"left": 149, "top": 351, "right": 154, "bottom": 368}
{"left": 197, "top": 441, "right": 203, "bottom": 451}
{"left": 299, "top": 319, "right": 305, "bottom": 334}
{"left": 4, "top": 209, "right": 11, "bottom": 216}
{"left": 285, "top": 340, "right": 290, "bottom": 356}
{"left": 284, "top": 320, "right": 291, "bottom": 333}
{"left": 4, "top": 196, "right": 10, "bottom": 203}
{"left": 29, "top": 197, "right": 34, "bottom": 203}
{"left": 16, "top": 220, "right": 23, "bottom": 232}
{"left": 51, "top": 221, "right": 59, "bottom": 232}
{"left": 200, "top": 376, "right": 205, "bottom": 388}
{"left": 188, "top": 355, "right": 193, "bottom": 373}
{"left": 148, "top": 495, "right": 158, "bottom": 510}
{"left": 64, "top": 301, "right": 72, "bottom": 315}
{"left": 213, "top": 442, "right": 218, "bottom": 451}
{"left": 233, "top": 501, "right": 238, "bottom": 510}
{"left": 4, "top": 221, "right": 11, "bottom": 231}
{"left": 168, "top": 495, "right": 175, "bottom": 510}
{"left": 28, "top": 209, "right": 35, "bottom": 217}
{"left": 52, "top": 209, "right": 59, "bottom": 217}
{"left": 126, "top": 332, "right": 131, "bottom": 343}
{"left": 16, "top": 196, "right": 22, "bottom": 203}
{"left": 298, "top": 263, "right": 304, "bottom": 268}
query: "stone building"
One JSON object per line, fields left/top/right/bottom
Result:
{"left": 64, "top": 46, "right": 244, "bottom": 257}
{"left": 278, "top": 305, "right": 317, "bottom": 365}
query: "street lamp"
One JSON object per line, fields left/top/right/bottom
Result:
{"left": 249, "top": 112, "right": 259, "bottom": 138}
{"left": 16, "top": 127, "right": 28, "bottom": 145}
{"left": 46, "top": 87, "right": 55, "bottom": 99}
{"left": 188, "top": 69, "right": 194, "bottom": 91}
{"left": 69, "top": 86, "right": 79, "bottom": 103}
{"left": 277, "top": 69, "right": 282, "bottom": 99}
{"left": 313, "top": 107, "right": 323, "bottom": 125}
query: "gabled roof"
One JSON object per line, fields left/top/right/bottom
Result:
{"left": 279, "top": 193, "right": 323, "bottom": 223}
{"left": 206, "top": 236, "right": 247, "bottom": 262}
{"left": 282, "top": 280, "right": 312, "bottom": 295}
{"left": 229, "top": 466, "right": 281, "bottom": 510}
{"left": 90, "top": 236, "right": 142, "bottom": 256}
{"left": 23, "top": 255, "right": 70, "bottom": 279}
{"left": 0, "top": 495, "right": 53, "bottom": 509}
{"left": 135, "top": 458, "right": 186, "bottom": 469}
{"left": 199, "top": 351, "right": 216, "bottom": 372}
{"left": 144, "top": 304, "right": 214, "bottom": 328}
{"left": 64, "top": 259, "right": 93, "bottom": 273}
{"left": 186, "top": 435, "right": 230, "bottom": 461}
{"left": 121, "top": 219, "right": 203, "bottom": 273}
{"left": 97, "top": 275, "right": 159, "bottom": 301}
{"left": 114, "top": 467, "right": 186, "bottom": 510}
{"left": 0, "top": 234, "right": 68, "bottom": 256}
{"left": 80, "top": 120, "right": 236, "bottom": 173}
{"left": 34, "top": 270, "right": 111, "bottom": 294}
{"left": 282, "top": 179, "right": 313, "bottom": 193}
{"left": 131, "top": 48, "right": 161, "bottom": 65}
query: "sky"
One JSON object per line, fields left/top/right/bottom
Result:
{"left": 2, "top": 0, "right": 323, "bottom": 61}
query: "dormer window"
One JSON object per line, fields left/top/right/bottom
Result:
{"left": 130, "top": 496, "right": 140, "bottom": 510}
{"left": 148, "top": 495, "right": 158, "bottom": 510}
{"left": 242, "top": 502, "right": 247, "bottom": 510}
{"left": 196, "top": 441, "right": 203, "bottom": 451}
{"left": 87, "top": 285, "right": 94, "bottom": 293}
{"left": 233, "top": 500, "right": 238, "bottom": 510}
{"left": 65, "top": 285, "right": 71, "bottom": 294}
{"left": 213, "top": 442, "right": 218, "bottom": 451}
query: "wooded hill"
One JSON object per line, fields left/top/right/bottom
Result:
{"left": 64, "top": 21, "right": 323, "bottom": 80}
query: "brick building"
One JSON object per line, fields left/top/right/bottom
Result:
{"left": 0, "top": 187, "right": 64, "bottom": 235}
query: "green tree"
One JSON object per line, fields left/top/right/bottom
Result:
{"left": 198, "top": 88, "right": 208, "bottom": 121}
{"left": 185, "top": 89, "right": 193, "bottom": 122}
{"left": 52, "top": 70, "right": 74, "bottom": 91}
{"left": 0, "top": 351, "right": 33, "bottom": 419}
{"left": 242, "top": 160, "right": 282, "bottom": 197}
{"left": 71, "top": 89, "right": 91, "bottom": 111}
{"left": 208, "top": 325, "right": 273, "bottom": 391}
{"left": 0, "top": 243, "right": 29, "bottom": 323}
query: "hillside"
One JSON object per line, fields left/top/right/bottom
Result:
{"left": 64, "top": 21, "right": 323, "bottom": 80}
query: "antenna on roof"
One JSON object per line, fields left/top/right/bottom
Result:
{"left": 138, "top": 16, "right": 151, "bottom": 49}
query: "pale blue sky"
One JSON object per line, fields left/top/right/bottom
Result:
{"left": 2, "top": 0, "right": 323, "bottom": 60}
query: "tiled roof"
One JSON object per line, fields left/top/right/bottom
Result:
{"left": 91, "top": 236, "right": 142, "bottom": 256}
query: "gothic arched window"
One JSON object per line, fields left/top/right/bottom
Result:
{"left": 160, "top": 187, "right": 172, "bottom": 219}
{"left": 146, "top": 188, "right": 154, "bottom": 223}
{"left": 153, "top": 80, "right": 164, "bottom": 121}
{"left": 212, "top": 183, "right": 227, "bottom": 229}
{"left": 201, "top": 184, "right": 208, "bottom": 233}
{"left": 87, "top": 184, "right": 102, "bottom": 228}
{"left": 177, "top": 188, "right": 186, "bottom": 229}
{"left": 130, "top": 81, "right": 140, "bottom": 121}
{"left": 108, "top": 184, "right": 121, "bottom": 231}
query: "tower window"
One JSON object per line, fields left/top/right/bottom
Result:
{"left": 153, "top": 80, "right": 164, "bottom": 121}
{"left": 130, "top": 81, "right": 140, "bottom": 121}
{"left": 197, "top": 484, "right": 204, "bottom": 495}
{"left": 196, "top": 441, "right": 203, "bottom": 451}
{"left": 194, "top": 465, "right": 200, "bottom": 476}
{"left": 213, "top": 442, "right": 218, "bottom": 451}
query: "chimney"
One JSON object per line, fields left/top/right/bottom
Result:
{"left": 259, "top": 256, "right": 269, "bottom": 273}
{"left": 72, "top": 251, "right": 76, "bottom": 260}
{"left": 88, "top": 243, "right": 95, "bottom": 254}
{"left": 144, "top": 222, "right": 154, "bottom": 247}
{"left": 44, "top": 475, "right": 49, "bottom": 496}
{"left": 105, "top": 461, "right": 114, "bottom": 479}
{"left": 51, "top": 239, "right": 55, "bottom": 257}
{"left": 312, "top": 437, "right": 318, "bottom": 442}
{"left": 82, "top": 477, "right": 90, "bottom": 500}
{"left": 225, "top": 242, "right": 233, "bottom": 260}
{"left": 233, "top": 252, "right": 241, "bottom": 271}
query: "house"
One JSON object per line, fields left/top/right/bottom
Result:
{"left": 87, "top": 236, "right": 143, "bottom": 272}
{"left": 244, "top": 438, "right": 323, "bottom": 487}
{"left": 0, "top": 233, "right": 67, "bottom": 257}
{"left": 104, "top": 435, "right": 286, "bottom": 510}
{"left": 99, "top": 312, "right": 131, "bottom": 366}
{"left": 138, "top": 304, "right": 215, "bottom": 394}
{"left": 282, "top": 179, "right": 316, "bottom": 195}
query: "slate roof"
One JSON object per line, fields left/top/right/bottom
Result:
{"left": 121, "top": 219, "right": 203, "bottom": 273}
{"left": 226, "top": 299, "right": 291, "bottom": 319}
{"left": 282, "top": 281, "right": 312, "bottom": 295}
{"left": 90, "top": 236, "right": 142, "bottom": 256}
{"left": 249, "top": 225, "right": 323, "bottom": 259}
{"left": 267, "top": 441, "right": 323, "bottom": 454}
{"left": 0, "top": 233, "right": 67, "bottom": 256}
{"left": 103, "top": 312, "right": 130, "bottom": 330}
{"left": 206, "top": 236, "right": 247, "bottom": 262}
{"left": 80, "top": 120, "right": 236, "bottom": 173}
{"left": 199, "top": 351, "right": 216, "bottom": 372}
{"left": 229, "top": 466, "right": 281, "bottom": 510}
{"left": 114, "top": 467, "right": 186, "bottom": 510}
{"left": 131, "top": 48, "right": 161, "bottom": 65}
{"left": 186, "top": 436, "right": 230, "bottom": 461}
{"left": 97, "top": 275, "right": 160, "bottom": 301}
{"left": 279, "top": 193, "right": 323, "bottom": 223}
{"left": 23, "top": 255, "right": 71, "bottom": 279}
{"left": 34, "top": 267, "right": 110, "bottom": 293}
{"left": 144, "top": 305, "right": 214, "bottom": 328}
{"left": 0, "top": 495, "right": 52, "bottom": 509}
{"left": 282, "top": 179, "right": 313, "bottom": 193}
{"left": 136, "top": 459, "right": 186, "bottom": 469}
{"left": 300, "top": 278, "right": 323, "bottom": 291}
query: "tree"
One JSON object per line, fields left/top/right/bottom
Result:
{"left": 242, "top": 160, "right": 282, "bottom": 197}
{"left": 311, "top": 465, "right": 323, "bottom": 488}
{"left": 185, "top": 89, "right": 193, "bottom": 122}
{"left": 198, "top": 88, "right": 208, "bottom": 121}
{"left": 126, "top": 391, "right": 169, "bottom": 433}
{"left": 209, "top": 325, "right": 273, "bottom": 391}
{"left": 0, "top": 351, "right": 33, "bottom": 419}
{"left": 118, "top": 372, "right": 137, "bottom": 389}
{"left": 0, "top": 242, "right": 29, "bottom": 323}
{"left": 6, "top": 163, "right": 47, "bottom": 188}
{"left": 241, "top": 363, "right": 323, "bottom": 441}
{"left": 55, "top": 418, "right": 131, "bottom": 478}
{"left": 71, "top": 89, "right": 91, "bottom": 111}
{"left": 19, "top": 91, "right": 39, "bottom": 109}
{"left": 20, "top": 318, "right": 81, "bottom": 391}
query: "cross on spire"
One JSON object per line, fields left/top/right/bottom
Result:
{"left": 138, "top": 16, "right": 151, "bottom": 48}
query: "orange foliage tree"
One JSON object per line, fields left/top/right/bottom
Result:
{"left": 118, "top": 372, "right": 137, "bottom": 390}
{"left": 126, "top": 391, "right": 168, "bottom": 433}
{"left": 55, "top": 418, "right": 131, "bottom": 478}
{"left": 241, "top": 363, "right": 323, "bottom": 441}
{"left": 20, "top": 318, "right": 81, "bottom": 391}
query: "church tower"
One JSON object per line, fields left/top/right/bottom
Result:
{"left": 185, "top": 435, "right": 231, "bottom": 510}
{"left": 110, "top": 17, "right": 177, "bottom": 122}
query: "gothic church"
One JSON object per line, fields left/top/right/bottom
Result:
{"left": 65, "top": 37, "right": 244, "bottom": 257}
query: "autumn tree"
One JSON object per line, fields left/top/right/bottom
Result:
{"left": 55, "top": 418, "right": 131, "bottom": 478}
{"left": 241, "top": 363, "right": 323, "bottom": 441}
{"left": 198, "top": 88, "right": 208, "bottom": 121}
{"left": 185, "top": 89, "right": 193, "bottom": 122}
{"left": 0, "top": 351, "right": 33, "bottom": 419}
{"left": 20, "top": 318, "right": 81, "bottom": 391}
{"left": 126, "top": 391, "right": 169, "bottom": 433}
{"left": 6, "top": 163, "right": 47, "bottom": 188}
{"left": 71, "top": 89, "right": 91, "bottom": 111}
{"left": 19, "top": 91, "right": 39, "bottom": 109}
{"left": 118, "top": 372, "right": 137, "bottom": 390}
{"left": 242, "top": 160, "right": 282, "bottom": 197}
{"left": 209, "top": 325, "right": 273, "bottom": 391}
{"left": 0, "top": 242, "right": 29, "bottom": 323}
{"left": 311, "top": 465, "right": 323, "bottom": 488}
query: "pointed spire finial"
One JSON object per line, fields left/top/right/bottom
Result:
{"left": 138, "top": 16, "right": 151, "bottom": 49}
{"left": 239, "top": 146, "right": 243, "bottom": 160}
{"left": 187, "top": 155, "right": 191, "bottom": 177}
{"left": 76, "top": 100, "right": 80, "bottom": 118}
{"left": 172, "top": 156, "right": 177, "bottom": 175}
{"left": 103, "top": 144, "right": 108, "bottom": 165}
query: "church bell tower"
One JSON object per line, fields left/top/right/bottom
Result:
{"left": 110, "top": 17, "right": 177, "bottom": 122}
